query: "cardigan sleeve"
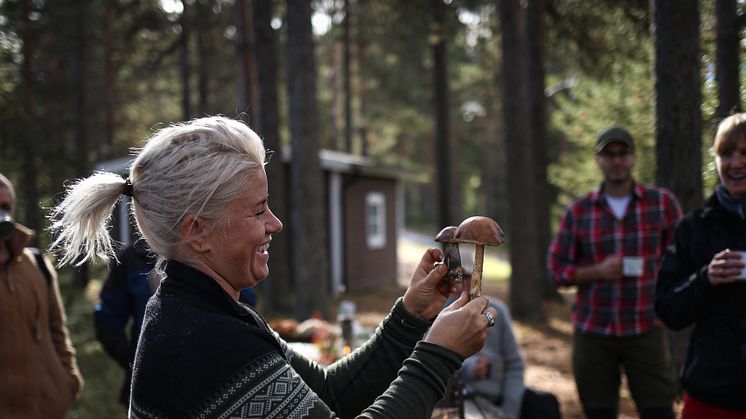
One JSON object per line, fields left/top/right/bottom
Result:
{"left": 165, "top": 298, "right": 463, "bottom": 419}
{"left": 289, "top": 297, "right": 463, "bottom": 417}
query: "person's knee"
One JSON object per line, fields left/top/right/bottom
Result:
{"left": 639, "top": 406, "right": 675, "bottom": 419}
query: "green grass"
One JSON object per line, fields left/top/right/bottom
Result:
{"left": 59, "top": 267, "right": 128, "bottom": 419}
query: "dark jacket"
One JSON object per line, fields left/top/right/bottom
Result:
{"left": 130, "top": 261, "right": 462, "bottom": 418}
{"left": 655, "top": 193, "right": 746, "bottom": 411}
{"left": 94, "top": 241, "right": 154, "bottom": 405}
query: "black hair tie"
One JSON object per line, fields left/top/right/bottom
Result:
{"left": 122, "top": 178, "right": 134, "bottom": 197}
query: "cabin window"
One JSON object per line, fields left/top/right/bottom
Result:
{"left": 365, "top": 192, "right": 386, "bottom": 249}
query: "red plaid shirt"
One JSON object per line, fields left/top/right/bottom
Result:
{"left": 548, "top": 183, "right": 682, "bottom": 336}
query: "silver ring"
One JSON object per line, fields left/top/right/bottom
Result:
{"left": 482, "top": 311, "right": 496, "bottom": 327}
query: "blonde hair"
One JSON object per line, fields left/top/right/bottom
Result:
{"left": 714, "top": 113, "right": 746, "bottom": 156}
{"left": 0, "top": 173, "right": 15, "bottom": 199}
{"left": 49, "top": 116, "right": 266, "bottom": 267}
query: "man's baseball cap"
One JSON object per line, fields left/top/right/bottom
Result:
{"left": 595, "top": 126, "right": 635, "bottom": 153}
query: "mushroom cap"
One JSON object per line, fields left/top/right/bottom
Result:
{"left": 455, "top": 216, "right": 505, "bottom": 246}
{"left": 434, "top": 226, "right": 459, "bottom": 244}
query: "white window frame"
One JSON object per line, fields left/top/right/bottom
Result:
{"left": 365, "top": 192, "right": 386, "bottom": 249}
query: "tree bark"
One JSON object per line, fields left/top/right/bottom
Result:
{"left": 652, "top": 0, "right": 703, "bottom": 212}
{"left": 102, "top": 0, "right": 115, "bottom": 160}
{"left": 716, "top": 0, "right": 742, "bottom": 118}
{"left": 527, "top": 0, "right": 560, "bottom": 301}
{"left": 196, "top": 0, "right": 210, "bottom": 115}
{"left": 180, "top": 0, "right": 191, "bottom": 120}
{"left": 73, "top": 0, "right": 90, "bottom": 285}
{"left": 253, "top": 0, "right": 292, "bottom": 314}
{"left": 237, "top": 0, "right": 259, "bottom": 125}
{"left": 500, "top": 0, "right": 544, "bottom": 321}
{"left": 433, "top": 0, "right": 458, "bottom": 227}
{"left": 20, "top": 0, "right": 39, "bottom": 236}
{"left": 651, "top": 0, "right": 703, "bottom": 396}
{"left": 286, "top": 0, "right": 330, "bottom": 320}
{"left": 343, "top": 0, "right": 353, "bottom": 154}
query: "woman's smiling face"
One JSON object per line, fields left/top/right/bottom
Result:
{"left": 717, "top": 139, "right": 746, "bottom": 198}
{"left": 202, "top": 169, "right": 283, "bottom": 291}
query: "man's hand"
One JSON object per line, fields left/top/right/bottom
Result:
{"left": 575, "top": 255, "right": 622, "bottom": 283}
{"left": 596, "top": 255, "right": 623, "bottom": 281}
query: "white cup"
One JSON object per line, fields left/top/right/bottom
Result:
{"left": 622, "top": 256, "right": 644, "bottom": 277}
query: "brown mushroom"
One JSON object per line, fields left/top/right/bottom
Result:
{"left": 455, "top": 216, "right": 505, "bottom": 300}
{"left": 434, "top": 226, "right": 463, "bottom": 287}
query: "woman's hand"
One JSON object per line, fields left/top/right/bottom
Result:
{"left": 402, "top": 248, "right": 461, "bottom": 320}
{"left": 424, "top": 293, "right": 494, "bottom": 359}
{"left": 707, "top": 249, "right": 744, "bottom": 285}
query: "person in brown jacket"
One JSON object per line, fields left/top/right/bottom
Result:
{"left": 0, "top": 173, "right": 83, "bottom": 418}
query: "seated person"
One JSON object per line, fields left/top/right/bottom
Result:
{"left": 456, "top": 273, "right": 560, "bottom": 419}
{"left": 459, "top": 295, "right": 524, "bottom": 419}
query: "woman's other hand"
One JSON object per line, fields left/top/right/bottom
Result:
{"left": 424, "top": 293, "right": 494, "bottom": 359}
{"left": 402, "top": 248, "right": 455, "bottom": 320}
{"left": 707, "top": 249, "right": 745, "bottom": 285}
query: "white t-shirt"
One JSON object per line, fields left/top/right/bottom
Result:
{"left": 605, "top": 194, "right": 632, "bottom": 220}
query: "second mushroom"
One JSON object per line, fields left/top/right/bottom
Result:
{"left": 434, "top": 226, "right": 463, "bottom": 288}
{"left": 455, "top": 216, "right": 505, "bottom": 300}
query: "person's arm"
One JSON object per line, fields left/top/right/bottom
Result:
{"left": 549, "top": 204, "right": 589, "bottom": 286}
{"left": 43, "top": 254, "right": 84, "bottom": 397}
{"left": 655, "top": 217, "right": 713, "bottom": 330}
{"left": 660, "top": 189, "right": 684, "bottom": 251}
{"left": 94, "top": 257, "right": 135, "bottom": 368}
{"left": 289, "top": 298, "right": 462, "bottom": 417}
{"left": 549, "top": 202, "right": 624, "bottom": 285}
{"left": 495, "top": 303, "right": 524, "bottom": 419}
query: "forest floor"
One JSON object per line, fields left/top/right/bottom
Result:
{"left": 341, "top": 234, "right": 686, "bottom": 419}
{"left": 345, "top": 283, "right": 686, "bottom": 419}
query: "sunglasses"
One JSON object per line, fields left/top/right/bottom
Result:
{"left": 597, "top": 150, "right": 632, "bottom": 159}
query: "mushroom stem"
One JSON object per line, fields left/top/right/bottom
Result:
{"left": 469, "top": 244, "right": 485, "bottom": 300}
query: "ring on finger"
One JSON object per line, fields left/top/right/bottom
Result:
{"left": 482, "top": 311, "right": 496, "bottom": 327}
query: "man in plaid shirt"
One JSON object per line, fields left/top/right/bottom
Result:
{"left": 548, "top": 126, "right": 682, "bottom": 419}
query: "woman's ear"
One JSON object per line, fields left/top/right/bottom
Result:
{"left": 181, "top": 214, "right": 211, "bottom": 253}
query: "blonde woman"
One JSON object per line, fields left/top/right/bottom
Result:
{"left": 656, "top": 113, "right": 746, "bottom": 418}
{"left": 49, "top": 116, "right": 495, "bottom": 418}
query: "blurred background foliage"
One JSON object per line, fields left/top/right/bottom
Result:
{"left": 2, "top": 0, "right": 722, "bottom": 237}
{"left": 0, "top": 0, "right": 739, "bottom": 415}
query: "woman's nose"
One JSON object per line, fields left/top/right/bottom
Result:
{"left": 267, "top": 209, "right": 283, "bottom": 233}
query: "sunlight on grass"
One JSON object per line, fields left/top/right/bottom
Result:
{"left": 59, "top": 267, "right": 128, "bottom": 419}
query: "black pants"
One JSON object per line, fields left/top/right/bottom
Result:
{"left": 520, "top": 387, "right": 562, "bottom": 419}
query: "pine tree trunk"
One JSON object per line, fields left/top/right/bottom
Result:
{"left": 527, "top": 0, "right": 560, "bottom": 301}
{"left": 716, "top": 0, "right": 741, "bottom": 118}
{"left": 253, "top": 0, "right": 292, "bottom": 314}
{"left": 500, "top": 0, "right": 544, "bottom": 321}
{"left": 651, "top": 0, "right": 703, "bottom": 395}
{"left": 237, "top": 0, "right": 259, "bottom": 125}
{"left": 286, "top": 0, "right": 330, "bottom": 320}
{"left": 433, "top": 0, "right": 458, "bottom": 227}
